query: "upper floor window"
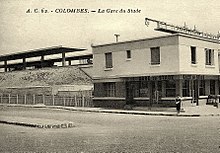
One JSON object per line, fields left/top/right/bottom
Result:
{"left": 150, "top": 47, "right": 160, "bottom": 65}
{"left": 205, "top": 48, "right": 214, "bottom": 65}
{"left": 191, "top": 46, "right": 197, "bottom": 64}
{"left": 105, "top": 52, "right": 113, "bottom": 68}
{"left": 126, "top": 50, "right": 131, "bottom": 59}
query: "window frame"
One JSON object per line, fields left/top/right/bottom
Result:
{"left": 104, "top": 82, "right": 116, "bottom": 97}
{"left": 150, "top": 47, "right": 160, "bottom": 65}
{"left": 126, "top": 50, "right": 131, "bottom": 59}
{"left": 199, "top": 80, "right": 205, "bottom": 96}
{"left": 205, "top": 48, "right": 214, "bottom": 66}
{"left": 191, "top": 46, "right": 197, "bottom": 64}
{"left": 165, "top": 80, "right": 176, "bottom": 97}
{"left": 105, "top": 52, "right": 113, "bottom": 68}
{"left": 182, "top": 80, "right": 190, "bottom": 97}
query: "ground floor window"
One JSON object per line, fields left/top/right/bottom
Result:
{"left": 210, "top": 80, "right": 215, "bottom": 95}
{"left": 133, "top": 79, "right": 148, "bottom": 97}
{"left": 104, "top": 82, "right": 116, "bottom": 97}
{"left": 182, "top": 80, "right": 190, "bottom": 97}
{"left": 199, "top": 80, "right": 205, "bottom": 96}
{"left": 165, "top": 80, "right": 176, "bottom": 97}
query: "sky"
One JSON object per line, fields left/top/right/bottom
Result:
{"left": 0, "top": 0, "right": 220, "bottom": 55}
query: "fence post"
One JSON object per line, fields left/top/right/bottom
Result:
{"left": 17, "top": 94, "right": 19, "bottom": 104}
{"left": 8, "top": 94, "right": 11, "bottom": 104}
{"left": 33, "top": 94, "right": 35, "bottom": 105}
{"left": 63, "top": 97, "right": 66, "bottom": 106}
{"left": 74, "top": 95, "right": 77, "bottom": 107}
{"left": 82, "top": 95, "right": 85, "bottom": 107}
{"left": 52, "top": 95, "right": 55, "bottom": 106}
{"left": 24, "top": 94, "right": 27, "bottom": 105}
{"left": 42, "top": 94, "right": 45, "bottom": 105}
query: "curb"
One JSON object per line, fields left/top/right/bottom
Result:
{"left": 0, "top": 120, "right": 75, "bottom": 129}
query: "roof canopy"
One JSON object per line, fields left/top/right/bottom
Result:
{"left": 0, "top": 46, "right": 86, "bottom": 61}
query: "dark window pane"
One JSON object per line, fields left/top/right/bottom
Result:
{"left": 151, "top": 47, "right": 160, "bottom": 65}
{"left": 126, "top": 50, "right": 131, "bottom": 59}
{"left": 191, "top": 46, "right": 196, "bottom": 64}
{"left": 105, "top": 52, "right": 113, "bottom": 68}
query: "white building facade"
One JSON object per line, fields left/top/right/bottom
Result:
{"left": 92, "top": 34, "right": 220, "bottom": 108}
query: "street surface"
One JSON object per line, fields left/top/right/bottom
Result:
{"left": 0, "top": 107, "right": 220, "bottom": 152}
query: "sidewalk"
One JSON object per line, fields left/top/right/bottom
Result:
{"left": 1, "top": 103, "right": 219, "bottom": 117}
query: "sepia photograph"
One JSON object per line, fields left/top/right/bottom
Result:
{"left": 0, "top": 0, "right": 220, "bottom": 152}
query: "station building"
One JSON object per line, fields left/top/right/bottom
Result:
{"left": 92, "top": 33, "right": 220, "bottom": 108}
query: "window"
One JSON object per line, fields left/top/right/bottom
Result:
{"left": 105, "top": 52, "right": 113, "bottom": 68}
{"left": 182, "top": 80, "right": 190, "bottom": 97}
{"left": 150, "top": 47, "right": 160, "bottom": 65}
{"left": 104, "top": 82, "right": 116, "bottom": 97}
{"left": 191, "top": 46, "right": 196, "bottom": 64}
{"left": 199, "top": 80, "right": 205, "bottom": 96}
{"left": 205, "top": 48, "right": 214, "bottom": 65}
{"left": 165, "top": 80, "right": 176, "bottom": 97}
{"left": 133, "top": 78, "right": 148, "bottom": 97}
{"left": 126, "top": 50, "right": 131, "bottom": 59}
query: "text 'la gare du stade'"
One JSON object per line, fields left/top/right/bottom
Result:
{"left": 28, "top": 8, "right": 141, "bottom": 14}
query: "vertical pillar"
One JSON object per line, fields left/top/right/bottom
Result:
{"left": 215, "top": 80, "right": 219, "bottom": 95}
{"left": 62, "top": 52, "right": 66, "bottom": 66}
{"left": 68, "top": 60, "right": 71, "bottom": 66}
{"left": 148, "top": 81, "right": 153, "bottom": 108}
{"left": 23, "top": 58, "right": 26, "bottom": 70}
{"left": 176, "top": 79, "right": 183, "bottom": 97}
{"left": 4, "top": 60, "right": 7, "bottom": 72}
{"left": 189, "top": 80, "right": 192, "bottom": 97}
{"left": 198, "top": 80, "right": 201, "bottom": 97}
{"left": 193, "top": 79, "right": 199, "bottom": 105}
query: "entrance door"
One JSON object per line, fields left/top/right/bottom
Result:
{"left": 125, "top": 81, "right": 134, "bottom": 105}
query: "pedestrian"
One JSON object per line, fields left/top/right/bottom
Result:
{"left": 176, "top": 96, "right": 181, "bottom": 114}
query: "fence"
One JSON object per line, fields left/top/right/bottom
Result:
{"left": 0, "top": 91, "right": 93, "bottom": 107}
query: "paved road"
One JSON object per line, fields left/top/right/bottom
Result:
{"left": 0, "top": 107, "right": 220, "bottom": 152}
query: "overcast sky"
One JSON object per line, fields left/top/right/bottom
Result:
{"left": 0, "top": 0, "right": 219, "bottom": 55}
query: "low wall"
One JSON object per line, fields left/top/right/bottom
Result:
{"left": 93, "top": 97, "right": 213, "bottom": 108}
{"left": 93, "top": 98, "right": 126, "bottom": 109}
